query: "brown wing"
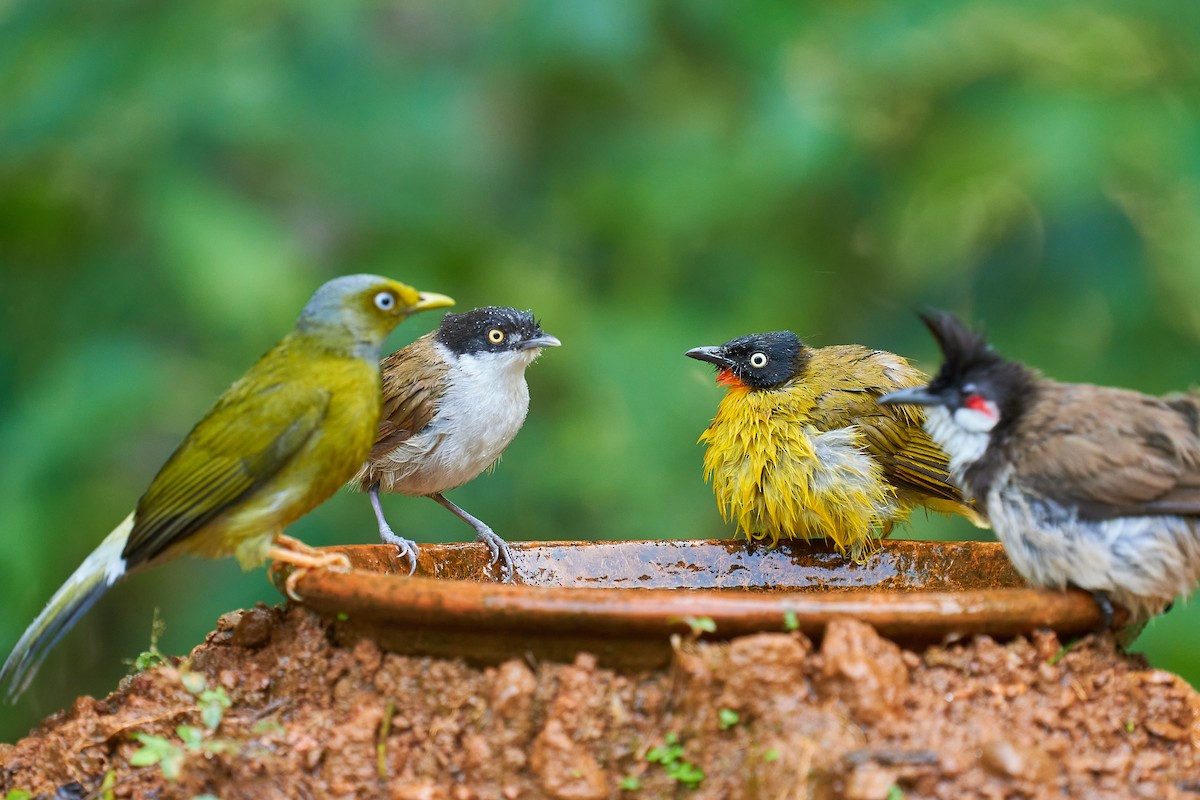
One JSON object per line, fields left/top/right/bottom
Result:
{"left": 1017, "top": 383, "right": 1200, "bottom": 520}
{"left": 369, "top": 334, "right": 448, "bottom": 461}
{"left": 805, "top": 346, "right": 966, "bottom": 506}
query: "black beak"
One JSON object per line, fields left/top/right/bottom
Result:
{"left": 877, "top": 385, "right": 946, "bottom": 407}
{"left": 685, "top": 346, "right": 734, "bottom": 370}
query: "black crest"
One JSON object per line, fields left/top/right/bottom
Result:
{"left": 919, "top": 309, "right": 1005, "bottom": 384}
{"left": 919, "top": 308, "right": 1038, "bottom": 422}
{"left": 435, "top": 306, "right": 543, "bottom": 355}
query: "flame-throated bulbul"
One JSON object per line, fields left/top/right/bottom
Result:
{"left": 686, "top": 331, "right": 985, "bottom": 561}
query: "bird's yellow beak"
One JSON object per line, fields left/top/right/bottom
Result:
{"left": 410, "top": 291, "right": 455, "bottom": 313}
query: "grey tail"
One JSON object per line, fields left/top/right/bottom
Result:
{"left": 1, "top": 513, "right": 133, "bottom": 702}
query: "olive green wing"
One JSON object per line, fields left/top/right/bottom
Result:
{"left": 806, "top": 346, "right": 965, "bottom": 505}
{"left": 121, "top": 381, "right": 331, "bottom": 567}
{"left": 368, "top": 335, "right": 448, "bottom": 461}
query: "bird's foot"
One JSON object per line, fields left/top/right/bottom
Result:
{"left": 268, "top": 541, "right": 352, "bottom": 602}
{"left": 379, "top": 526, "right": 420, "bottom": 576}
{"left": 475, "top": 527, "right": 515, "bottom": 583}
{"left": 1089, "top": 589, "right": 1116, "bottom": 630}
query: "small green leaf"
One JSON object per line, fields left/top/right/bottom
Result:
{"left": 1125, "top": 721, "right": 1136, "bottom": 733}
{"left": 181, "top": 672, "right": 207, "bottom": 695}
{"left": 130, "top": 733, "right": 185, "bottom": 781}
{"left": 5, "top": 790, "right": 34, "bottom": 800}
{"left": 100, "top": 769, "right": 117, "bottom": 800}
{"left": 667, "top": 760, "right": 705, "bottom": 787}
{"left": 886, "top": 786, "right": 905, "bottom": 800}
{"left": 783, "top": 610, "right": 799, "bottom": 632}
{"left": 337, "top": 611, "right": 350, "bottom": 621}
{"left": 619, "top": 776, "right": 642, "bottom": 791}
{"left": 646, "top": 732, "right": 684, "bottom": 765}
{"left": 176, "top": 725, "right": 204, "bottom": 748}
{"left": 198, "top": 687, "right": 232, "bottom": 730}
{"left": 677, "top": 616, "right": 716, "bottom": 635}
{"left": 763, "top": 748, "right": 780, "bottom": 762}
{"left": 718, "top": 708, "right": 739, "bottom": 730}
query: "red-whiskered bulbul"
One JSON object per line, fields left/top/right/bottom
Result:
{"left": 879, "top": 310, "right": 1200, "bottom": 627}
{"left": 350, "top": 306, "right": 560, "bottom": 581}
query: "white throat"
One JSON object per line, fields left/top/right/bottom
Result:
{"left": 923, "top": 405, "right": 991, "bottom": 487}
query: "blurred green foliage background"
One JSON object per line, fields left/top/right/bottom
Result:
{"left": 4, "top": 0, "right": 1200, "bottom": 741}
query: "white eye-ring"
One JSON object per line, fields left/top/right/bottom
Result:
{"left": 374, "top": 291, "right": 396, "bottom": 311}
{"left": 488, "top": 328, "right": 505, "bottom": 344}
{"left": 749, "top": 352, "right": 768, "bottom": 368}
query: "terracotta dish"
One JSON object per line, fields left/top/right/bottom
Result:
{"left": 269, "top": 539, "right": 1108, "bottom": 670}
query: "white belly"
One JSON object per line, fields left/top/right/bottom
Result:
{"left": 375, "top": 352, "right": 532, "bottom": 496}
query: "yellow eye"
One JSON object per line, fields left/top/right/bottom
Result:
{"left": 488, "top": 328, "right": 505, "bottom": 344}
{"left": 749, "top": 352, "right": 768, "bottom": 368}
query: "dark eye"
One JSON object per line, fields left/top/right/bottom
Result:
{"left": 374, "top": 291, "right": 396, "bottom": 311}
{"left": 749, "top": 352, "right": 768, "bottom": 368}
{"left": 487, "top": 328, "right": 505, "bottom": 344}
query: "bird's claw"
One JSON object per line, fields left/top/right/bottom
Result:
{"left": 476, "top": 528, "right": 515, "bottom": 583}
{"left": 1090, "top": 590, "right": 1116, "bottom": 630}
{"left": 380, "top": 527, "right": 420, "bottom": 576}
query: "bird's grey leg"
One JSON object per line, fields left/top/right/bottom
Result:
{"left": 1079, "top": 586, "right": 1116, "bottom": 630}
{"left": 370, "top": 485, "right": 419, "bottom": 575}
{"left": 430, "top": 493, "right": 514, "bottom": 582}
{"left": 1075, "top": 585, "right": 1118, "bottom": 633}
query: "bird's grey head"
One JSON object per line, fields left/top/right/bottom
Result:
{"left": 435, "top": 306, "right": 561, "bottom": 361}
{"left": 685, "top": 331, "right": 806, "bottom": 390}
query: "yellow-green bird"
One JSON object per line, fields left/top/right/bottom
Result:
{"left": 686, "top": 331, "right": 986, "bottom": 561}
{"left": 1, "top": 274, "right": 453, "bottom": 701}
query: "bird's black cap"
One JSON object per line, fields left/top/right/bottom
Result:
{"left": 686, "top": 331, "right": 806, "bottom": 389}
{"left": 436, "top": 306, "right": 559, "bottom": 355}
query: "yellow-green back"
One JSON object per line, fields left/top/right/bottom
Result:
{"left": 120, "top": 274, "right": 454, "bottom": 570}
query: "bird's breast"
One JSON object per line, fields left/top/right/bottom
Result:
{"left": 376, "top": 361, "right": 531, "bottom": 496}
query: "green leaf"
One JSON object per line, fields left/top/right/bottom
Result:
{"left": 130, "top": 733, "right": 185, "bottom": 781}
{"left": 100, "top": 769, "right": 117, "bottom": 800}
{"left": 718, "top": 708, "right": 739, "bottom": 730}
{"left": 763, "top": 748, "right": 780, "bottom": 762}
{"left": 181, "top": 672, "right": 207, "bottom": 695}
{"left": 198, "top": 687, "right": 232, "bottom": 731}
{"left": 5, "top": 790, "right": 33, "bottom": 800}
{"left": 176, "top": 725, "right": 204, "bottom": 748}
{"left": 673, "top": 616, "right": 717, "bottom": 635}
{"left": 886, "top": 786, "right": 905, "bottom": 800}
{"left": 782, "top": 610, "right": 799, "bottom": 632}
{"left": 646, "top": 732, "right": 684, "bottom": 765}
{"left": 619, "top": 776, "right": 642, "bottom": 791}
{"left": 667, "top": 760, "right": 705, "bottom": 787}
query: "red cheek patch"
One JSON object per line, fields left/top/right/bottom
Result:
{"left": 964, "top": 393, "right": 996, "bottom": 418}
{"left": 717, "top": 369, "right": 743, "bottom": 388}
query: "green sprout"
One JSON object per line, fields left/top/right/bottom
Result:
{"left": 646, "top": 732, "right": 705, "bottom": 788}
{"left": 672, "top": 616, "right": 717, "bottom": 636}
{"left": 126, "top": 608, "right": 168, "bottom": 674}
{"left": 718, "top": 708, "right": 740, "bottom": 730}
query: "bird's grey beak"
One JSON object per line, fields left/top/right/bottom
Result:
{"left": 521, "top": 333, "right": 561, "bottom": 350}
{"left": 878, "top": 385, "right": 945, "bottom": 407}
{"left": 685, "top": 346, "right": 733, "bottom": 369}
